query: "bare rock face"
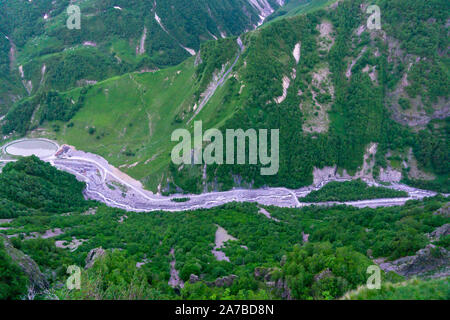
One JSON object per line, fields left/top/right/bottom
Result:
{"left": 428, "top": 224, "right": 450, "bottom": 242}
{"left": 378, "top": 245, "right": 450, "bottom": 278}
{"left": 187, "top": 273, "right": 237, "bottom": 287}
{"left": 214, "top": 275, "right": 238, "bottom": 287}
{"left": 1, "top": 234, "right": 48, "bottom": 298}
{"left": 254, "top": 267, "right": 282, "bottom": 282}
{"left": 275, "top": 278, "right": 292, "bottom": 300}
{"left": 314, "top": 268, "right": 333, "bottom": 282}
{"left": 280, "top": 255, "right": 287, "bottom": 267}
{"left": 254, "top": 266, "right": 292, "bottom": 299}
{"left": 194, "top": 51, "right": 203, "bottom": 66}
{"left": 189, "top": 274, "right": 200, "bottom": 284}
{"left": 434, "top": 203, "right": 450, "bottom": 218}
{"left": 254, "top": 267, "right": 270, "bottom": 279}
{"left": 85, "top": 247, "right": 106, "bottom": 269}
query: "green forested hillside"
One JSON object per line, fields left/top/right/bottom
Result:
{"left": 343, "top": 278, "right": 450, "bottom": 300}
{"left": 0, "top": 0, "right": 449, "bottom": 303}
{"left": 1, "top": 0, "right": 449, "bottom": 194}
{"left": 300, "top": 179, "right": 408, "bottom": 202}
{"left": 0, "top": 0, "right": 284, "bottom": 112}
{"left": 0, "top": 240, "right": 28, "bottom": 300}
{"left": 265, "top": 0, "right": 337, "bottom": 23}
{"left": 0, "top": 157, "right": 448, "bottom": 300}
{"left": 0, "top": 156, "right": 91, "bottom": 218}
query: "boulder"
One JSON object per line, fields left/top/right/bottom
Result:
{"left": 189, "top": 274, "right": 200, "bottom": 284}
{"left": 1, "top": 234, "right": 48, "bottom": 299}
{"left": 254, "top": 267, "right": 271, "bottom": 279}
{"left": 428, "top": 224, "right": 450, "bottom": 241}
{"left": 275, "top": 278, "right": 292, "bottom": 300}
{"left": 213, "top": 275, "right": 238, "bottom": 287}
{"left": 433, "top": 203, "right": 450, "bottom": 218}
{"left": 85, "top": 247, "right": 106, "bottom": 269}
{"left": 378, "top": 245, "right": 450, "bottom": 278}
{"left": 314, "top": 268, "right": 333, "bottom": 282}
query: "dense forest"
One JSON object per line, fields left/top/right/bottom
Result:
{"left": 204, "top": 0, "right": 449, "bottom": 192}
{"left": 0, "top": 0, "right": 448, "bottom": 195}
{"left": 0, "top": 0, "right": 283, "bottom": 113}
{"left": 0, "top": 0, "right": 448, "bottom": 302}
{"left": 0, "top": 156, "right": 91, "bottom": 218}
{"left": 300, "top": 179, "right": 408, "bottom": 202}
{"left": 0, "top": 157, "right": 448, "bottom": 300}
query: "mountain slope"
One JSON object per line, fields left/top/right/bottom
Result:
{"left": 0, "top": 0, "right": 285, "bottom": 114}
{"left": 0, "top": 157, "right": 448, "bottom": 300}
{"left": 1, "top": 0, "right": 449, "bottom": 194}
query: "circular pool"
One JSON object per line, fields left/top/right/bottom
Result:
{"left": 3, "top": 139, "right": 58, "bottom": 158}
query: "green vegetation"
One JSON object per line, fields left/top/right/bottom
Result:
{"left": 0, "top": 156, "right": 90, "bottom": 218}
{"left": 344, "top": 277, "right": 450, "bottom": 300}
{"left": 58, "top": 250, "right": 163, "bottom": 300}
{"left": 1, "top": 0, "right": 448, "bottom": 194}
{"left": 300, "top": 179, "right": 408, "bottom": 202}
{"left": 171, "top": 198, "right": 190, "bottom": 203}
{"left": 0, "top": 0, "right": 283, "bottom": 113}
{"left": 281, "top": 242, "right": 373, "bottom": 299}
{"left": 266, "top": 0, "right": 337, "bottom": 23}
{"left": 0, "top": 239, "right": 28, "bottom": 300}
{"left": 0, "top": 0, "right": 448, "bottom": 302}
{"left": 0, "top": 157, "right": 448, "bottom": 300}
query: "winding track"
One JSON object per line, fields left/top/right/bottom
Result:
{"left": 187, "top": 37, "right": 244, "bottom": 124}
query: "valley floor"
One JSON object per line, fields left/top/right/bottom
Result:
{"left": 46, "top": 144, "right": 441, "bottom": 212}
{"left": 0, "top": 139, "right": 444, "bottom": 212}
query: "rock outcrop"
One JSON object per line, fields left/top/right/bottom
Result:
{"left": 434, "top": 203, "right": 450, "bottom": 218}
{"left": 275, "top": 278, "right": 292, "bottom": 300}
{"left": 85, "top": 247, "right": 106, "bottom": 269}
{"left": 428, "top": 224, "right": 450, "bottom": 242}
{"left": 377, "top": 245, "right": 450, "bottom": 278}
{"left": 189, "top": 274, "right": 200, "bottom": 284}
{"left": 1, "top": 234, "right": 48, "bottom": 298}
{"left": 188, "top": 274, "right": 238, "bottom": 287}
{"left": 254, "top": 266, "right": 292, "bottom": 299}
{"left": 214, "top": 275, "right": 238, "bottom": 287}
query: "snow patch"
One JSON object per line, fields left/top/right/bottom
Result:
{"left": 180, "top": 45, "right": 196, "bottom": 56}
{"left": 379, "top": 166, "right": 402, "bottom": 183}
{"left": 18, "top": 65, "right": 24, "bottom": 78}
{"left": 137, "top": 27, "right": 147, "bottom": 55}
{"left": 155, "top": 13, "right": 169, "bottom": 34}
{"left": 83, "top": 41, "right": 97, "bottom": 47}
{"left": 346, "top": 47, "right": 367, "bottom": 78}
{"left": 275, "top": 76, "right": 290, "bottom": 104}
{"left": 293, "top": 42, "right": 301, "bottom": 64}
